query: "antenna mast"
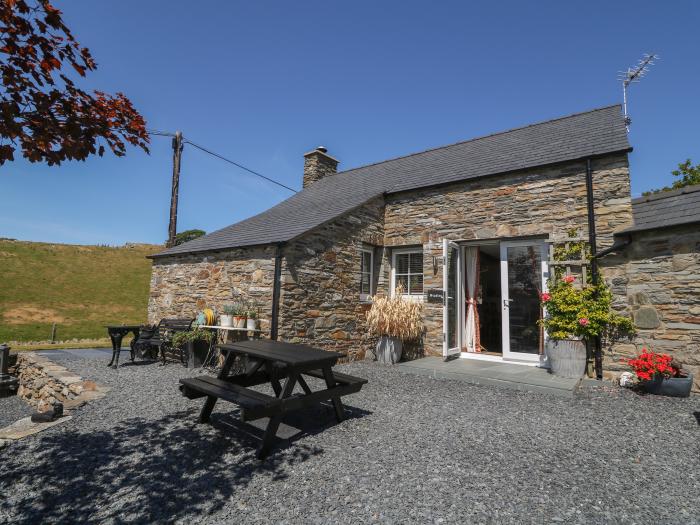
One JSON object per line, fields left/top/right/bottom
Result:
{"left": 619, "top": 53, "right": 659, "bottom": 132}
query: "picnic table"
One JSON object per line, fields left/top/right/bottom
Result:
{"left": 105, "top": 325, "right": 142, "bottom": 368}
{"left": 179, "top": 340, "right": 367, "bottom": 459}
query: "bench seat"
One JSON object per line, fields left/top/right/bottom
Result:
{"left": 180, "top": 376, "right": 281, "bottom": 421}
{"left": 302, "top": 369, "right": 369, "bottom": 388}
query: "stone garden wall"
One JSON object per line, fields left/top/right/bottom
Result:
{"left": 602, "top": 224, "right": 700, "bottom": 391}
{"left": 382, "top": 153, "right": 633, "bottom": 355}
{"left": 16, "top": 353, "right": 105, "bottom": 412}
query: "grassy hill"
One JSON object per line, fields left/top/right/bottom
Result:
{"left": 0, "top": 240, "right": 161, "bottom": 343}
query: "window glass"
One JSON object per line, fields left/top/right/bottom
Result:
{"left": 360, "top": 250, "right": 373, "bottom": 297}
{"left": 394, "top": 251, "right": 423, "bottom": 295}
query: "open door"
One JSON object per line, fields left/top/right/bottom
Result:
{"left": 500, "top": 240, "right": 548, "bottom": 362}
{"left": 443, "top": 239, "right": 461, "bottom": 360}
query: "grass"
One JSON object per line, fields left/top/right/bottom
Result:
{"left": 0, "top": 240, "right": 160, "bottom": 343}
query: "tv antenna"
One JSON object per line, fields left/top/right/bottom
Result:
{"left": 618, "top": 53, "right": 659, "bottom": 131}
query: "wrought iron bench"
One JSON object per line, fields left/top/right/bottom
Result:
{"left": 133, "top": 318, "right": 193, "bottom": 365}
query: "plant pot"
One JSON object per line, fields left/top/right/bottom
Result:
{"left": 246, "top": 318, "right": 257, "bottom": 331}
{"left": 234, "top": 316, "right": 246, "bottom": 328}
{"left": 185, "top": 339, "right": 210, "bottom": 369}
{"left": 220, "top": 314, "right": 233, "bottom": 327}
{"left": 376, "top": 336, "right": 403, "bottom": 364}
{"left": 546, "top": 338, "right": 586, "bottom": 378}
{"left": 641, "top": 373, "right": 693, "bottom": 398}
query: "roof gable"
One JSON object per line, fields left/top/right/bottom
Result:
{"left": 153, "top": 105, "right": 630, "bottom": 258}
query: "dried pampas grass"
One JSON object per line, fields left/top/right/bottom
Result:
{"left": 366, "top": 284, "right": 423, "bottom": 340}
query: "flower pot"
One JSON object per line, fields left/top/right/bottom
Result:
{"left": 641, "top": 373, "right": 693, "bottom": 398}
{"left": 234, "top": 316, "right": 246, "bottom": 328}
{"left": 546, "top": 338, "right": 586, "bottom": 378}
{"left": 185, "top": 339, "right": 210, "bottom": 369}
{"left": 246, "top": 318, "right": 257, "bottom": 331}
{"left": 220, "top": 314, "right": 233, "bottom": 327}
{"left": 376, "top": 336, "right": 403, "bottom": 364}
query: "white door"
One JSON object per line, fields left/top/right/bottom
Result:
{"left": 500, "top": 240, "right": 548, "bottom": 362}
{"left": 443, "top": 239, "right": 461, "bottom": 360}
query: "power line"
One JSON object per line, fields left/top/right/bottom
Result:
{"left": 184, "top": 139, "right": 298, "bottom": 193}
{"left": 146, "top": 129, "right": 297, "bottom": 193}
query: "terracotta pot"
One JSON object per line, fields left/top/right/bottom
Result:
{"left": 546, "top": 338, "right": 586, "bottom": 378}
{"left": 234, "top": 316, "right": 246, "bottom": 328}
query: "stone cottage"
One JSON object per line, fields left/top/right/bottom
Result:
{"left": 147, "top": 105, "right": 699, "bottom": 389}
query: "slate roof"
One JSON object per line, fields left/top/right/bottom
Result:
{"left": 619, "top": 183, "right": 700, "bottom": 234}
{"left": 152, "top": 105, "right": 630, "bottom": 258}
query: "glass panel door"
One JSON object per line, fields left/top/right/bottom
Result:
{"left": 500, "top": 241, "right": 548, "bottom": 362}
{"left": 443, "top": 239, "right": 461, "bottom": 359}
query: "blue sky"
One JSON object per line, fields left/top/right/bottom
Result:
{"left": 1, "top": 1, "right": 698, "bottom": 245}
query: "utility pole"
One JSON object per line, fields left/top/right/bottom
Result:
{"left": 167, "top": 131, "right": 183, "bottom": 247}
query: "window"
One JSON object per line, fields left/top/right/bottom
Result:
{"left": 392, "top": 249, "right": 424, "bottom": 297}
{"left": 359, "top": 248, "right": 373, "bottom": 301}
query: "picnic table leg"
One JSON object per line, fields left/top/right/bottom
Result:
{"left": 257, "top": 372, "right": 298, "bottom": 459}
{"left": 199, "top": 395, "right": 218, "bottom": 424}
{"left": 322, "top": 366, "right": 345, "bottom": 423}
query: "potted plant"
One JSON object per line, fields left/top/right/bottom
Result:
{"left": 232, "top": 302, "right": 247, "bottom": 328}
{"left": 627, "top": 349, "right": 693, "bottom": 397}
{"left": 366, "top": 285, "right": 423, "bottom": 364}
{"left": 246, "top": 306, "right": 258, "bottom": 331}
{"left": 540, "top": 275, "right": 634, "bottom": 378}
{"left": 220, "top": 305, "right": 235, "bottom": 327}
{"left": 172, "top": 329, "right": 214, "bottom": 369}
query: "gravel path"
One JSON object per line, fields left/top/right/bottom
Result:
{"left": 1, "top": 350, "right": 698, "bottom": 524}
{"left": 0, "top": 395, "right": 32, "bottom": 428}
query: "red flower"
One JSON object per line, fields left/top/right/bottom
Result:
{"left": 626, "top": 348, "right": 675, "bottom": 381}
{"left": 540, "top": 292, "right": 551, "bottom": 302}
{"left": 578, "top": 318, "right": 589, "bottom": 326}
{"left": 563, "top": 275, "right": 576, "bottom": 284}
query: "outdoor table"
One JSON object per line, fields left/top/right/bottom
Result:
{"left": 105, "top": 324, "right": 142, "bottom": 368}
{"left": 179, "top": 340, "right": 367, "bottom": 459}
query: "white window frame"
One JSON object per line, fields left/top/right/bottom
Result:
{"left": 359, "top": 247, "right": 374, "bottom": 302}
{"left": 391, "top": 247, "right": 424, "bottom": 300}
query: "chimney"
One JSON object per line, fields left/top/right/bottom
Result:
{"left": 303, "top": 146, "right": 339, "bottom": 188}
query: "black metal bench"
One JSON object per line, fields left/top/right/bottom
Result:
{"left": 179, "top": 340, "right": 367, "bottom": 459}
{"left": 133, "top": 318, "right": 193, "bottom": 365}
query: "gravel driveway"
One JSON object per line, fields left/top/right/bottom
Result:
{"left": 1, "top": 350, "right": 698, "bottom": 524}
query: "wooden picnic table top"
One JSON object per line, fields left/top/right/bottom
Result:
{"left": 218, "top": 340, "right": 345, "bottom": 368}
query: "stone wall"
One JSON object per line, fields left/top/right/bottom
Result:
{"left": 382, "top": 153, "right": 633, "bottom": 355}
{"left": 601, "top": 224, "right": 700, "bottom": 391}
{"left": 148, "top": 245, "right": 277, "bottom": 336}
{"left": 16, "top": 353, "right": 106, "bottom": 412}
{"left": 277, "top": 197, "right": 385, "bottom": 360}
{"left": 147, "top": 153, "right": 633, "bottom": 362}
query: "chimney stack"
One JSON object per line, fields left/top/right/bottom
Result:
{"left": 303, "top": 146, "right": 339, "bottom": 188}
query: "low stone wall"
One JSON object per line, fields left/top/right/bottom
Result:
{"left": 16, "top": 353, "right": 106, "bottom": 412}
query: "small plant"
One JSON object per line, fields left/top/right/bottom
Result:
{"left": 247, "top": 308, "right": 257, "bottom": 319}
{"left": 222, "top": 304, "right": 237, "bottom": 316}
{"left": 627, "top": 349, "right": 679, "bottom": 382}
{"left": 366, "top": 284, "right": 423, "bottom": 340}
{"left": 171, "top": 329, "right": 213, "bottom": 348}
